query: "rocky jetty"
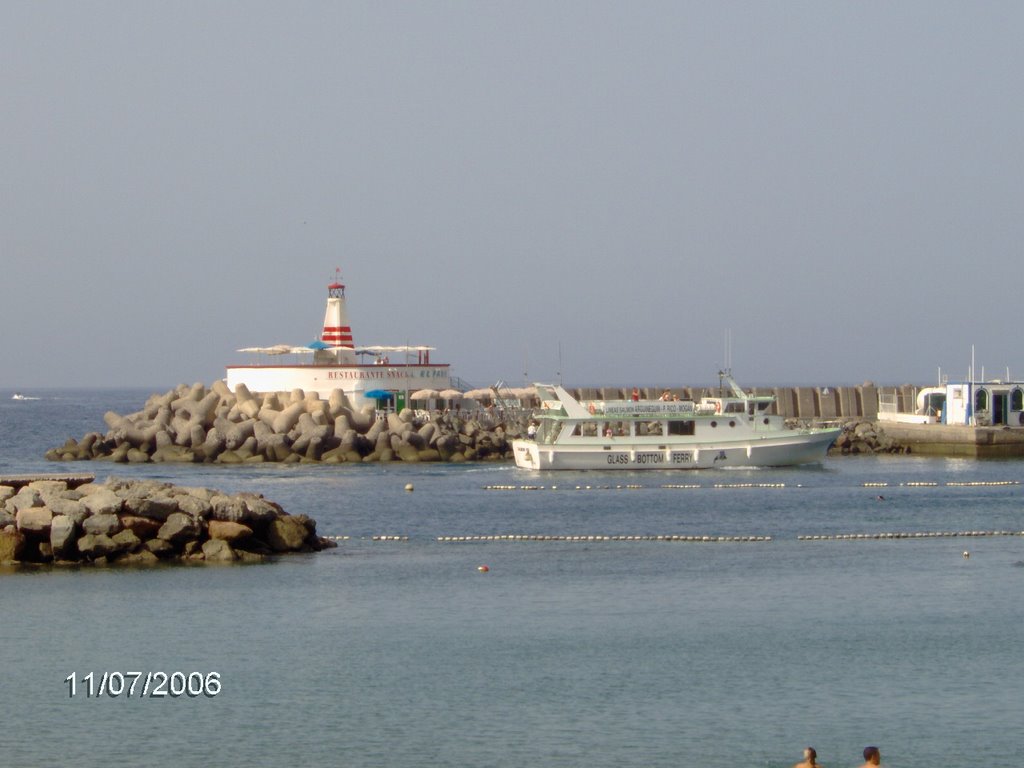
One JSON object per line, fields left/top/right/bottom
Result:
{"left": 828, "top": 420, "right": 908, "bottom": 455}
{"left": 46, "top": 381, "right": 525, "bottom": 465}
{"left": 1, "top": 476, "right": 334, "bottom": 567}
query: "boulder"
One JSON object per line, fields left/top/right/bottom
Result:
{"left": 120, "top": 515, "right": 162, "bottom": 539}
{"left": 43, "top": 496, "right": 86, "bottom": 519}
{"left": 157, "top": 512, "right": 200, "bottom": 544}
{"left": 144, "top": 538, "right": 176, "bottom": 558}
{"left": 127, "top": 494, "right": 181, "bottom": 521}
{"left": 240, "top": 494, "right": 282, "bottom": 524}
{"left": 117, "top": 549, "right": 161, "bottom": 566}
{"left": 1, "top": 527, "right": 26, "bottom": 563}
{"left": 208, "top": 520, "right": 253, "bottom": 542}
{"left": 77, "top": 533, "right": 120, "bottom": 559}
{"left": 266, "top": 515, "right": 309, "bottom": 552}
{"left": 10, "top": 488, "right": 44, "bottom": 513}
{"left": 16, "top": 507, "right": 54, "bottom": 534}
{"left": 201, "top": 538, "right": 237, "bottom": 562}
{"left": 82, "top": 513, "right": 122, "bottom": 536}
{"left": 174, "top": 494, "right": 211, "bottom": 521}
{"left": 111, "top": 528, "right": 143, "bottom": 553}
{"left": 81, "top": 489, "right": 123, "bottom": 516}
{"left": 209, "top": 494, "right": 246, "bottom": 523}
{"left": 50, "top": 515, "right": 78, "bottom": 558}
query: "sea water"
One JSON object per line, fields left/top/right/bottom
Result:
{"left": 2, "top": 390, "right": 1024, "bottom": 767}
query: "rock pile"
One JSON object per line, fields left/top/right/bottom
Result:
{"left": 46, "top": 381, "right": 525, "bottom": 464}
{"left": 829, "top": 420, "right": 907, "bottom": 454}
{"left": 0, "top": 476, "right": 334, "bottom": 567}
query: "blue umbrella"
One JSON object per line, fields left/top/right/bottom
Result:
{"left": 364, "top": 389, "right": 393, "bottom": 399}
{"left": 307, "top": 340, "right": 331, "bottom": 350}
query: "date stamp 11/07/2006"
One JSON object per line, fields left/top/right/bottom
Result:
{"left": 65, "top": 672, "right": 221, "bottom": 699}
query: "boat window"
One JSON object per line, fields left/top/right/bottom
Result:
{"left": 638, "top": 421, "right": 663, "bottom": 436}
{"left": 602, "top": 421, "right": 629, "bottom": 437}
{"left": 536, "top": 421, "right": 560, "bottom": 445}
{"left": 573, "top": 422, "right": 600, "bottom": 437}
{"left": 724, "top": 401, "right": 745, "bottom": 414}
{"left": 667, "top": 420, "right": 695, "bottom": 436}
{"left": 1012, "top": 388, "right": 1023, "bottom": 411}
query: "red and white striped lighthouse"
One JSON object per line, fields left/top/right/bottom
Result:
{"left": 319, "top": 269, "right": 357, "bottom": 364}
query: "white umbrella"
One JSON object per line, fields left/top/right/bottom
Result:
{"left": 439, "top": 388, "right": 463, "bottom": 399}
{"left": 410, "top": 389, "right": 440, "bottom": 400}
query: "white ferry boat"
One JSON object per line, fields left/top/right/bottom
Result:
{"left": 512, "top": 372, "right": 840, "bottom": 471}
{"left": 225, "top": 271, "right": 450, "bottom": 408}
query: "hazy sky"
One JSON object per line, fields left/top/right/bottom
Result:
{"left": 3, "top": 2, "right": 1022, "bottom": 391}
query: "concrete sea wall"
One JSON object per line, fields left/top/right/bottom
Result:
{"left": 573, "top": 383, "right": 889, "bottom": 421}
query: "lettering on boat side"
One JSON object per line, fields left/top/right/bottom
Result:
{"left": 634, "top": 452, "right": 663, "bottom": 465}
{"left": 607, "top": 451, "right": 695, "bottom": 466}
{"left": 604, "top": 402, "right": 694, "bottom": 416}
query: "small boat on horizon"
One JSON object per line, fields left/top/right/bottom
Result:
{"left": 11, "top": 393, "right": 40, "bottom": 401}
{"left": 512, "top": 370, "right": 840, "bottom": 471}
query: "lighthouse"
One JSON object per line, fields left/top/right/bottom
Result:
{"left": 226, "top": 270, "right": 450, "bottom": 403}
{"left": 316, "top": 272, "right": 357, "bottom": 364}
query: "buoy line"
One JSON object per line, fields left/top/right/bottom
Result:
{"left": 483, "top": 483, "right": 794, "bottom": 491}
{"left": 712, "top": 482, "right": 787, "bottom": 489}
{"left": 863, "top": 480, "right": 1019, "bottom": 488}
{"left": 435, "top": 534, "right": 772, "bottom": 543}
{"left": 798, "top": 530, "right": 1024, "bottom": 541}
{"left": 945, "top": 480, "right": 1020, "bottom": 486}
{"left": 483, "top": 484, "right": 644, "bottom": 491}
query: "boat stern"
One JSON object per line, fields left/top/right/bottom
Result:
{"left": 512, "top": 439, "right": 540, "bottom": 469}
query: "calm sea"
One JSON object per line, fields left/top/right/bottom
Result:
{"left": 2, "top": 389, "right": 1023, "bottom": 767}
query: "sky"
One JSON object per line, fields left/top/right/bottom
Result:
{"left": 3, "top": 1, "right": 1023, "bottom": 391}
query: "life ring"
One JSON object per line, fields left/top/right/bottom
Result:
{"left": 714, "top": 402, "right": 721, "bottom": 414}
{"left": 588, "top": 403, "right": 596, "bottom": 415}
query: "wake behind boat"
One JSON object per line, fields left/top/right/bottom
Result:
{"left": 512, "top": 371, "right": 840, "bottom": 470}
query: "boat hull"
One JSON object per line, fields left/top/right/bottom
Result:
{"left": 511, "top": 430, "right": 839, "bottom": 471}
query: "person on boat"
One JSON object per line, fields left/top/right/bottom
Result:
{"left": 604, "top": 426, "right": 613, "bottom": 438}
{"left": 631, "top": 387, "right": 640, "bottom": 401}
{"left": 858, "top": 746, "right": 881, "bottom": 767}
{"left": 793, "top": 746, "right": 822, "bottom": 768}
{"left": 659, "top": 389, "right": 671, "bottom": 401}
{"left": 527, "top": 422, "right": 537, "bottom": 439}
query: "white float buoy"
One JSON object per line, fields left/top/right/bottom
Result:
{"left": 405, "top": 483, "right": 414, "bottom": 492}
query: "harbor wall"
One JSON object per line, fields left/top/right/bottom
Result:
{"left": 563, "top": 384, "right": 893, "bottom": 421}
